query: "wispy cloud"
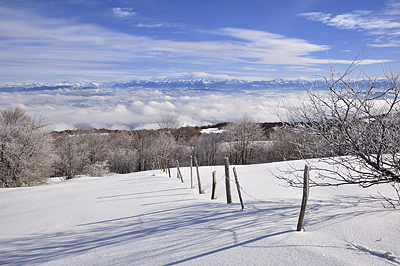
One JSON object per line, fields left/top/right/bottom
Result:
{"left": 299, "top": 1, "right": 400, "bottom": 47}
{"left": 112, "top": 7, "right": 136, "bottom": 18}
{"left": 136, "top": 23, "right": 166, "bottom": 28}
{"left": 0, "top": 5, "right": 385, "bottom": 83}
{"left": 299, "top": 11, "right": 400, "bottom": 31}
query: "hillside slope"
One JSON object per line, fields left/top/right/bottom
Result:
{"left": 1, "top": 160, "right": 399, "bottom": 265}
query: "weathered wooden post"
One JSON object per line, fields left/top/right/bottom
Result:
{"left": 195, "top": 157, "right": 202, "bottom": 194}
{"left": 297, "top": 164, "right": 310, "bottom": 231}
{"left": 224, "top": 157, "right": 232, "bottom": 204}
{"left": 167, "top": 159, "right": 171, "bottom": 178}
{"left": 190, "top": 156, "right": 194, "bottom": 189}
{"left": 176, "top": 160, "right": 184, "bottom": 183}
{"left": 211, "top": 171, "right": 217, "bottom": 200}
{"left": 233, "top": 167, "right": 244, "bottom": 210}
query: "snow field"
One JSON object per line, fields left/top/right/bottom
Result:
{"left": 0, "top": 160, "right": 399, "bottom": 265}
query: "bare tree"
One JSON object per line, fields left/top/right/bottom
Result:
{"left": 191, "top": 133, "right": 223, "bottom": 166}
{"left": 157, "top": 114, "right": 183, "bottom": 130}
{"left": 157, "top": 114, "right": 186, "bottom": 144}
{"left": 107, "top": 131, "right": 138, "bottom": 174}
{"left": 0, "top": 107, "right": 54, "bottom": 187}
{"left": 266, "top": 128, "right": 313, "bottom": 162}
{"left": 54, "top": 131, "right": 88, "bottom": 179}
{"left": 280, "top": 54, "right": 400, "bottom": 198}
{"left": 135, "top": 130, "right": 156, "bottom": 171}
{"left": 224, "top": 113, "right": 266, "bottom": 165}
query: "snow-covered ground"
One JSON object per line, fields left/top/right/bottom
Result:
{"left": 1, "top": 160, "right": 399, "bottom": 265}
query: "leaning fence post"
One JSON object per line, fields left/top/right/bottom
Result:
{"left": 211, "top": 171, "right": 217, "bottom": 200}
{"left": 195, "top": 157, "right": 202, "bottom": 194}
{"left": 297, "top": 164, "right": 310, "bottom": 231}
{"left": 224, "top": 157, "right": 232, "bottom": 204}
{"left": 190, "top": 156, "right": 194, "bottom": 189}
{"left": 233, "top": 167, "right": 244, "bottom": 210}
{"left": 176, "top": 160, "right": 184, "bottom": 183}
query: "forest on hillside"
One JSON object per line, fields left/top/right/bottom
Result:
{"left": 0, "top": 108, "right": 300, "bottom": 187}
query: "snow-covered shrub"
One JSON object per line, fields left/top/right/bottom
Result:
{"left": 0, "top": 107, "right": 54, "bottom": 187}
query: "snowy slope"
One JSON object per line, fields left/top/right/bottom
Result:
{"left": 1, "top": 160, "right": 399, "bottom": 265}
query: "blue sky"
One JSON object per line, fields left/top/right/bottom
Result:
{"left": 1, "top": 0, "right": 399, "bottom": 84}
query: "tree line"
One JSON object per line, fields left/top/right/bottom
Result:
{"left": 0, "top": 109, "right": 299, "bottom": 187}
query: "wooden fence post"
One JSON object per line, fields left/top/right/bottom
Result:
{"left": 211, "top": 171, "right": 217, "bottom": 200}
{"left": 297, "top": 164, "right": 310, "bottom": 231}
{"left": 233, "top": 167, "right": 244, "bottom": 210}
{"left": 195, "top": 157, "right": 202, "bottom": 194}
{"left": 190, "top": 156, "right": 194, "bottom": 189}
{"left": 176, "top": 160, "right": 184, "bottom": 183}
{"left": 224, "top": 157, "right": 232, "bottom": 204}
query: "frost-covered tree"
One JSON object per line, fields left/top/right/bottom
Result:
{"left": 0, "top": 107, "right": 54, "bottom": 187}
{"left": 148, "top": 131, "right": 177, "bottom": 168}
{"left": 54, "top": 131, "right": 88, "bottom": 179}
{"left": 224, "top": 113, "right": 266, "bottom": 165}
{"left": 107, "top": 131, "right": 138, "bottom": 174}
{"left": 191, "top": 133, "right": 223, "bottom": 166}
{"left": 157, "top": 114, "right": 183, "bottom": 130}
{"left": 280, "top": 55, "right": 400, "bottom": 196}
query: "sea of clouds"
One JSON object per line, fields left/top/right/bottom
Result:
{"left": 0, "top": 84, "right": 306, "bottom": 131}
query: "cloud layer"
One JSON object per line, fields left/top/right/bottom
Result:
{"left": 0, "top": 86, "right": 302, "bottom": 131}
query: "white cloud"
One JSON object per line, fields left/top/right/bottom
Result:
{"left": 298, "top": 12, "right": 332, "bottom": 24}
{"left": 0, "top": 86, "right": 303, "bottom": 130}
{"left": 113, "top": 7, "right": 136, "bottom": 18}
{"left": 299, "top": 4, "right": 400, "bottom": 47}
{"left": 136, "top": 23, "right": 166, "bottom": 28}
{"left": 300, "top": 11, "right": 400, "bottom": 31}
{"left": 0, "top": 5, "right": 386, "bottom": 83}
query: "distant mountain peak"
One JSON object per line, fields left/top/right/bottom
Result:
{"left": 0, "top": 78, "right": 323, "bottom": 92}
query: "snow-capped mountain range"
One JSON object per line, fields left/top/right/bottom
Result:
{"left": 0, "top": 78, "right": 317, "bottom": 92}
